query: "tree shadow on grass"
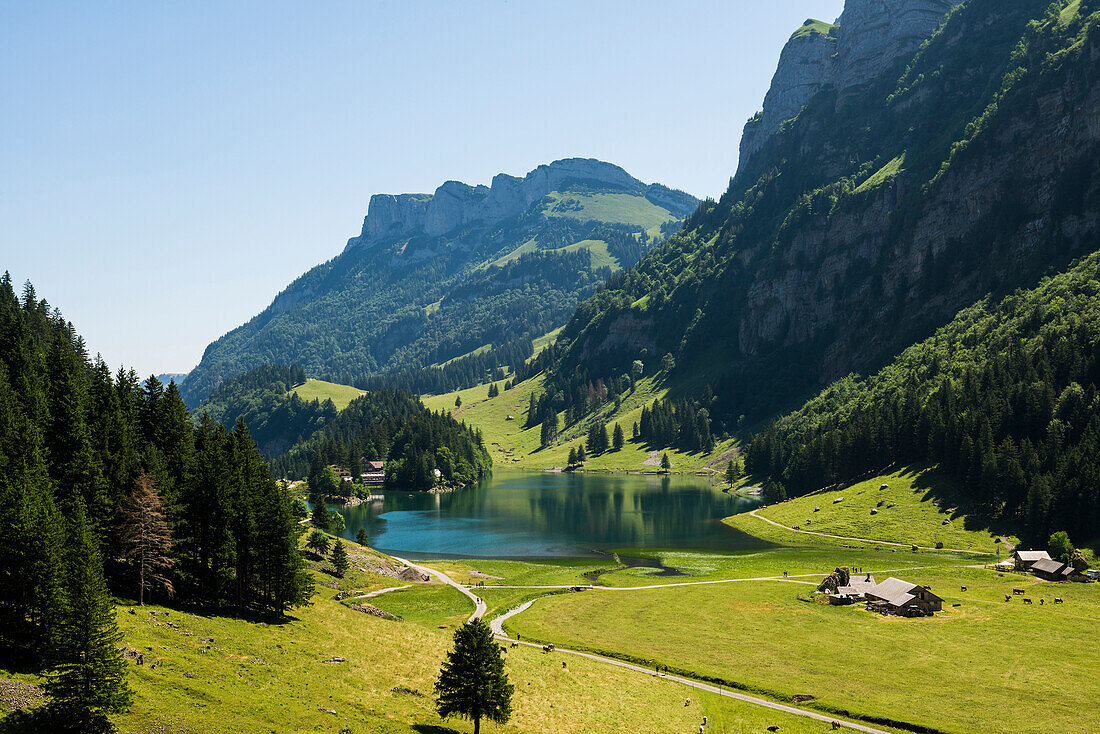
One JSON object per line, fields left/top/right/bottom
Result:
{"left": 412, "top": 725, "right": 461, "bottom": 734}
{"left": 907, "top": 465, "right": 1019, "bottom": 543}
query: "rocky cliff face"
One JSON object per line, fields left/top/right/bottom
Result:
{"left": 550, "top": 0, "right": 1090, "bottom": 424}
{"left": 347, "top": 158, "right": 646, "bottom": 249}
{"left": 739, "top": 0, "right": 961, "bottom": 167}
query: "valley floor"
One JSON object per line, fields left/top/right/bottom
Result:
{"left": 3, "top": 469, "right": 1093, "bottom": 734}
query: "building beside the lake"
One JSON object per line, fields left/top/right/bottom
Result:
{"left": 1013, "top": 550, "right": 1051, "bottom": 571}
{"left": 865, "top": 577, "right": 943, "bottom": 616}
{"left": 361, "top": 459, "right": 385, "bottom": 484}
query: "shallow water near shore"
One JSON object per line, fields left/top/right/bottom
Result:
{"left": 332, "top": 469, "right": 765, "bottom": 558}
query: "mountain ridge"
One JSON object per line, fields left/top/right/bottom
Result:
{"left": 181, "top": 158, "right": 696, "bottom": 406}
{"left": 350, "top": 158, "right": 681, "bottom": 247}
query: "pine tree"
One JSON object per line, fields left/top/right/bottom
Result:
{"left": 330, "top": 539, "right": 349, "bottom": 577}
{"left": 612, "top": 423, "right": 624, "bottom": 451}
{"left": 660, "top": 453, "right": 671, "bottom": 472}
{"left": 356, "top": 527, "right": 369, "bottom": 546}
{"left": 576, "top": 445, "right": 586, "bottom": 463}
{"left": 567, "top": 447, "right": 577, "bottom": 468}
{"left": 435, "top": 618, "right": 513, "bottom": 734}
{"left": 116, "top": 472, "right": 174, "bottom": 605}
{"left": 46, "top": 502, "right": 131, "bottom": 732}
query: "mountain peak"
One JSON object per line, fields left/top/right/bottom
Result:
{"left": 739, "top": 0, "right": 962, "bottom": 168}
{"left": 350, "top": 158, "right": 647, "bottom": 247}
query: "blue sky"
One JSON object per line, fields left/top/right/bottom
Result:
{"left": 1, "top": 1, "right": 845, "bottom": 377}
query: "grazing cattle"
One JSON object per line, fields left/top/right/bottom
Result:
{"left": 767, "top": 727, "right": 780, "bottom": 733}
{"left": 510, "top": 642, "right": 518, "bottom": 648}
{"left": 1004, "top": 595, "right": 1011, "bottom": 602}
{"left": 1013, "top": 588, "right": 1025, "bottom": 595}
{"left": 1023, "top": 597, "right": 1033, "bottom": 604}
{"left": 832, "top": 723, "right": 842, "bottom": 731}
{"left": 685, "top": 698, "right": 691, "bottom": 706}
{"left": 562, "top": 661, "right": 567, "bottom": 669}
{"left": 960, "top": 586, "right": 967, "bottom": 591}
{"left": 1055, "top": 598, "right": 1064, "bottom": 604}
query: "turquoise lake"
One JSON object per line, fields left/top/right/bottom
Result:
{"left": 332, "top": 469, "right": 764, "bottom": 558}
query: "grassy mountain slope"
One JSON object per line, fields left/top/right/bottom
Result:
{"left": 728, "top": 465, "right": 1017, "bottom": 553}
{"left": 182, "top": 160, "right": 696, "bottom": 406}
{"left": 421, "top": 373, "right": 738, "bottom": 473}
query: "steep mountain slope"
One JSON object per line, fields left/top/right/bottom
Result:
{"left": 182, "top": 159, "right": 696, "bottom": 406}
{"left": 543, "top": 0, "right": 1100, "bottom": 429}
{"left": 748, "top": 250, "right": 1100, "bottom": 543}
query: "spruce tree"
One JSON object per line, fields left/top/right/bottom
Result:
{"left": 612, "top": 423, "right": 624, "bottom": 451}
{"left": 46, "top": 502, "right": 131, "bottom": 732}
{"left": 356, "top": 527, "right": 369, "bottom": 546}
{"left": 435, "top": 618, "right": 513, "bottom": 734}
{"left": 660, "top": 453, "right": 671, "bottom": 472}
{"left": 253, "top": 474, "right": 313, "bottom": 616}
{"left": 330, "top": 539, "right": 349, "bottom": 577}
{"left": 567, "top": 447, "right": 577, "bottom": 468}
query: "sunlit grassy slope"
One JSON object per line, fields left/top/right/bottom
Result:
{"left": 289, "top": 378, "right": 364, "bottom": 411}
{"left": 542, "top": 191, "right": 677, "bottom": 231}
{"left": 1, "top": 538, "right": 862, "bottom": 734}
{"left": 726, "top": 466, "right": 1019, "bottom": 554}
{"left": 422, "top": 373, "right": 738, "bottom": 473}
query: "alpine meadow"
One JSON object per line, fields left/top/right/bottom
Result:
{"left": 3, "top": 2, "right": 1100, "bottom": 734}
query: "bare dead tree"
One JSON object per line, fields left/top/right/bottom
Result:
{"left": 117, "top": 472, "right": 174, "bottom": 605}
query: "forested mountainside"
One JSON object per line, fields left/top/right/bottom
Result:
{"left": 270, "top": 390, "right": 491, "bottom": 491}
{"left": 0, "top": 275, "right": 314, "bottom": 678}
{"left": 197, "top": 363, "right": 491, "bottom": 488}
{"left": 747, "top": 251, "right": 1100, "bottom": 543}
{"left": 541, "top": 0, "right": 1100, "bottom": 430}
{"left": 181, "top": 158, "right": 696, "bottom": 406}
{"left": 198, "top": 364, "right": 337, "bottom": 457}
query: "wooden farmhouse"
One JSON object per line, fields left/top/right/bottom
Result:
{"left": 1013, "top": 550, "right": 1051, "bottom": 571}
{"left": 865, "top": 577, "right": 943, "bottom": 616}
{"left": 1029, "top": 558, "right": 1086, "bottom": 582}
{"left": 828, "top": 574, "right": 878, "bottom": 605}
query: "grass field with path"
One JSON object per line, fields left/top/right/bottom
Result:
{"left": 1, "top": 535, "right": 867, "bottom": 734}
{"left": 501, "top": 558, "right": 1100, "bottom": 734}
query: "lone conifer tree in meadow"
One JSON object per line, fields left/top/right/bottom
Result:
{"left": 116, "top": 472, "right": 174, "bottom": 606}
{"left": 435, "top": 618, "right": 513, "bottom": 734}
{"left": 330, "top": 538, "right": 349, "bottom": 577}
{"left": 46, "top": 502, "right": 131, "bottom": 732}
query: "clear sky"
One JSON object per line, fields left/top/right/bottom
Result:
{"left": 1, "top": 0, "right": 845, "bottom": 378}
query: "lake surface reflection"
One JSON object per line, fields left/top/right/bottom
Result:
{"left": 333, "top": 469, "right": 764, "bottom": 558}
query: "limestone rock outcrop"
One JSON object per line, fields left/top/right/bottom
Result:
{"left": 739, "top": 0, "right": 962, "bottom": 167}
{"left": 347, "top": 158, "right": 648, "bottom": 249}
